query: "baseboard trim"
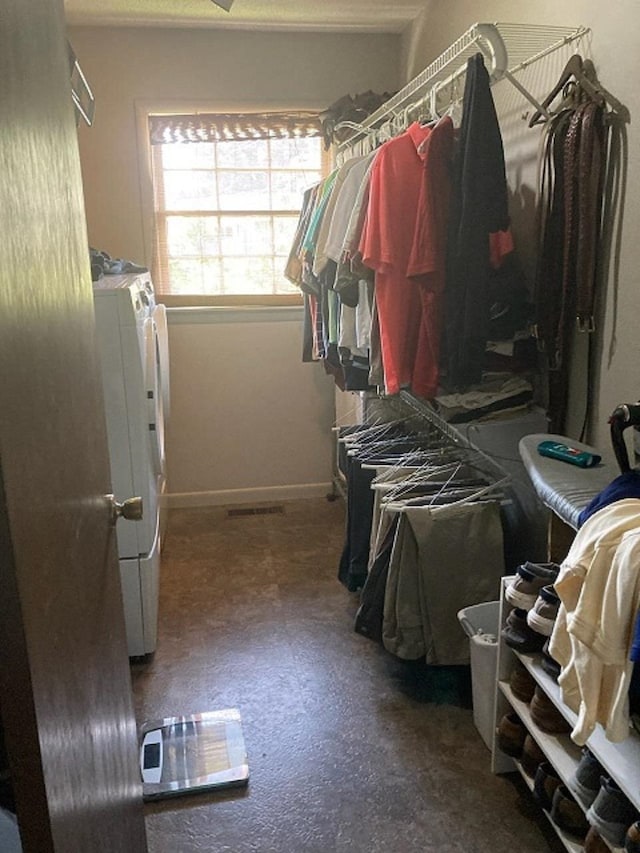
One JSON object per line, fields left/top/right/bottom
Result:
{"left": 165, "top": 483, "right": 335, "bottom": 509}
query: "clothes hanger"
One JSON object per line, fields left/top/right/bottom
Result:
{"left": 443, "top": 78, "right": 464, "bottom": 126}
{"left": 528, "top": 54, "right": 606, "bottom": 127}
{"left": 380, "top": 445, "right": 511, "bottom": 506}
{"left": 581, "top": 59, "right": 630, "bottom": 122}
{"left": 333, "top": 120, "right": 378, "bottom": 136}
{"left": 416, "top": 87, "right": 439, "bottom": 127}
{"left": 380, "top": 459, "right": 467, "bottom": 505}
{"left": 338, "top": 416, "right": 406, "bottom": 445}
{"left": 385, "top": 470, "right": 510, "bottom": 512}
{"left": 354, "top": 433, "right": 448, "bottom": 463}
{"left": 364, "top": 440, "right": 461, "bottom": 487}
{"left": 379, "top": 451, "right": 485, "bottom": 503}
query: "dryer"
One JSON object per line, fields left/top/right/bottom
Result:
{"left": 93, "top": 272, "right": 168, "bottom": 656}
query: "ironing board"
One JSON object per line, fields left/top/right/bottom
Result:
{"left": 518, "top": 433, "right": 613, "bottom": 530}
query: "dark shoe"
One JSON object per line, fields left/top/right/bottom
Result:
{"left": 527, "top": 584, "right": 560, "bottom": 636}
{"left": 505, "top": 561, "right": 561, "bottom": 610}
{"left": 587, "top": 776, "right": 640, "bottom": 848}
{"left": 551, "top": 784, "right": 590, "bottom": 840}
{"left": 569, "top": 748, "right": 604, "bottom": 809}
{"left": 533, "top": 761, "right": 562, "bottom": 811}
{"left": 541, "top": 637, "right": 561, "bottom": 682}
{"left": 529, "top": 686, "right": 572, "bottom": 734}
{"left": 626, "top": 820, "right": 640, "bottom": 853}
{"left": 585, "top": 826, "right": 613, "bottom": 853}
{"left": 520, "top": 734, "right": 545, "bottom": 778}
{"left": 496, "top": 712, "right": 526, "bottom": 758}
{"left": 509, "top": 662, "right": 536, "bottom": 703}
{"left": 502, "top": 608, "right": 546, "bottom": 653}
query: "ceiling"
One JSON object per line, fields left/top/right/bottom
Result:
{"left": 63, "top": 0, "right": 426, "bottom": 33}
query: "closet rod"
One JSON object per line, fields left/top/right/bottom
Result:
{"left": 335, "top": 22, "right": 588, "bottom": 155}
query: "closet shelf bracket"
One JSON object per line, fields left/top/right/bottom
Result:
{"left": 336, "top": 22, "right": 588, "bottom": 155}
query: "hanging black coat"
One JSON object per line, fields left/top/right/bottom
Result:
{"left": 443, "top": 52, "right": 510, "bottom": 389}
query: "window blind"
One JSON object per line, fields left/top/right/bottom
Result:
{"left": 149, "top": 111, "right": 322, "bottom": 145}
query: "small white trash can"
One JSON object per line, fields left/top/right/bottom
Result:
{"left": 457, "top": 601, "right": 500, "bottom": 751}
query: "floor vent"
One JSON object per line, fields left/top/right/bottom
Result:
{"left": 227, "top": 505, "right": 285, "bottom": 518}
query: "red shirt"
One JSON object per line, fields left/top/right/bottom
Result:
{"left": 360, "top": 119, "right": 454, "bottom": 397}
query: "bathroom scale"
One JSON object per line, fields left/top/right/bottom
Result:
{"left": 139, "top": 708, "right": 249, "bottom": 801}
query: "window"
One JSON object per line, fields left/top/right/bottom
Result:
{"left": 148, "top": 112, "right": 327, "bottom": 304}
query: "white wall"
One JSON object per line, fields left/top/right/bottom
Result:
{"left": 402, "top": 2, "right": 640, "bottom": 458}
{"left": 166, "top": 307, "right": 335, "bottom": 505}
{"left": 69, "top": 25, "right": 401, "bottom": 504}
{"left": 70, "top": 26, "right": 401, "bottom": 266}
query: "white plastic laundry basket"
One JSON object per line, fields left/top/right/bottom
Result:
{"left": 457, "top": 601, "right": 500, "bottom": 750}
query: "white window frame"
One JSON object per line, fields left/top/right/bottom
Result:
{"left": 136, "top": 100, "right": 331, "bottom": 308}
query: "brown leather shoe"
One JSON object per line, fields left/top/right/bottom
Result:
{"left": 530, "top": 686, "right": 571, "bottom": 734}
{"left": 496, "top": 712, "right": 526, "bottom": 757}
{"left": 520, "top": 734, "right": 545, "bottom": 778}
{"left": 509, "top": 663, "right": 536, "bottom": 703}
{"left": 551, "top": 785, "right": 589, "bottom": 840}
{"left": 584, "top": 827, "right": 611, "bottom": 852}
{"left": 626, "top": 820, "right": 640, "bottom": 853}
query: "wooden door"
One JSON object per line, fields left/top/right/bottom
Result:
{"left": 0, "top": 1, "right": 148, "bottom": 850}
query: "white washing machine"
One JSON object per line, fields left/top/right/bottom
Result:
{"left": 93, "top": 272, "right": 169, "bottom": 657}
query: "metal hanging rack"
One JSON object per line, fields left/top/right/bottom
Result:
{"left": 68, "top": 41, "right": 95, "bottom": 127}
{"left": 397, "top": 391, "right": 510, "bottom": 484}
{"left": 335, "top": 22, "right": 589, "bottom": 159}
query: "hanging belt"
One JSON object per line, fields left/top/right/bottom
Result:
{"left": 534, "top": 109, "right": 572, "bottom": 364}
{"left": 536, "top": 100, "right": 605, "bottom": 369}
{"left": 534, "top": 97, "right": 608, "bottom": 433}
{"left": 575, "top": 101, "right": 606, "bottom": 329}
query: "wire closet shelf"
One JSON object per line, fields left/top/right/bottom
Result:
{"left": 335, "top": 22, "right": 589, "bottom": 158}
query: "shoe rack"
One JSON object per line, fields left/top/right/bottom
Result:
{"left": 492, "top": 576, "right": 640, "bottom": 853}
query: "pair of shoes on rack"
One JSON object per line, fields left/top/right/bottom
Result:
{"left": 533, "top": 762, "right": 561, "bottom": 811}
{"left": 535, "top": 764, "right": 590, "bottom": 840}
{"left": 568, "top": 747, "right": 604, "bottom": 809}
{"left": 495, "top": 712, "right": 545, "bottom": 777}
{"left": 505, "top": 561, "right": 560, "bottom": 610}
{"left": 550, "top": 784, "right": 590, "bottom": 840}
{"left": 527, "top": 584, "right": 560, "bottom": 636}
{"left": 502, "top": 607, "right": 546, "bottom": 653}
{"left": 509, "top": 661, "right": 536, "bottom": 703}
{"left": 503, "top": 562, "right": 561, "bottom": 652}
{"left": 541, "top": 637, "right": 562, "bottom": 682}
{"left": 529, "top": 686, "right": 571, "bottom": 735}
{"left": 586, "top": 776, "right": 640, "bottom": 848}
{"left": 520, "top": 734, "right": 545, "bottom": 778}
{"left": 496, "top": 712, "right": 526, "bottom": 757}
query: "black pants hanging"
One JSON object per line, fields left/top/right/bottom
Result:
{"left": 337, "top": 455, "right": 376, "bottom": 592}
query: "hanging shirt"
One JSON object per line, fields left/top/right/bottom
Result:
{"left": 301, "top": 170, "right": 338, "bottom": 257}
{"left": 343, "top": 154, "right": 377, "bottom": 261}
{"left": 285, "top": 182, "right": 320, "bottom": 288}
{"left": 549, "top": 499, "right": 640, "bottom": 744}
{"left": 324, "top": 152, "right": 376, "bottom": 265}
{"left": 359, "top": 119, "right": 454, "bottom": 398}
{"left": 313, "top": 155, "right": 368, "bottom": 277}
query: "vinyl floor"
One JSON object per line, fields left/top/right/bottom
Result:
{"left": 132, "top": 498, "right": 561, "bottom": 853}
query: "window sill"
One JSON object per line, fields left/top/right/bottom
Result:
{"left": 157, "top": 293, "right": 304, "bottom": 309}
{"left": 164, "top": 302, "right": 305, "bottom": 326}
